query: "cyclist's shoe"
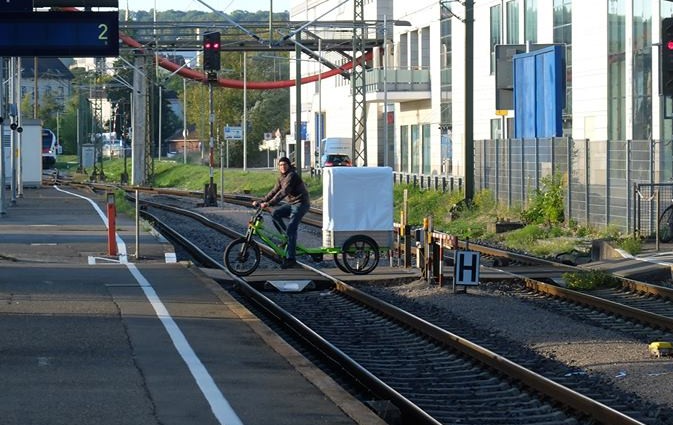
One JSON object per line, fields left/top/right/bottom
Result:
{"left": 280, "top": 258, "right": 298, "bottom": 269}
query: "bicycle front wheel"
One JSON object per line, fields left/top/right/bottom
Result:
{"left": 224, "top": 238, "right": 261, "bottom": 276}
{"left": 659, "top": 205, "right": 673, "bottom": 243}
{"left": 341, "top": 235, "right": 379, "bottom": 275}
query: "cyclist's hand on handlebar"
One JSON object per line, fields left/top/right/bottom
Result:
{"left": 252, "top": 200, "right": 269, "bottom": 209}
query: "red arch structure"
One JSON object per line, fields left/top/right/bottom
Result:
{"left": 120, "top": 33, "right": 370, "bottom": 90}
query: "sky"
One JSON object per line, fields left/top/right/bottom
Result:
{"left": 123, "top": 0, "right": 292, "bottom": 13}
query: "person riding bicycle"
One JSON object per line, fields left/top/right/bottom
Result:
{"left": 252, "top": 157, "right": 310, "bottom": 269}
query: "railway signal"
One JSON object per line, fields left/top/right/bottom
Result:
{"left": 662, "top": 18, "right": 673, "bottom": 96}
{"left": 203, "top": 31, "right": 221, "bottom": 71}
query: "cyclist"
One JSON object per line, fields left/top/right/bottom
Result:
{"left": 252, "top": 157, "right": 310, "bottom": 268}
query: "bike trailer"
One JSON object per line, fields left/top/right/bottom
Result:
{"left": 322, "top": 166, "right": 393, "bottom": 249}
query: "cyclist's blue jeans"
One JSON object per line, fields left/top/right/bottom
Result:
{"left": 272, "top": 202, "right": 310, "bottom": 260}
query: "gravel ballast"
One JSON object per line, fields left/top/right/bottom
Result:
{"left": 364, "top": 279, "right": 673, "bottom": 409}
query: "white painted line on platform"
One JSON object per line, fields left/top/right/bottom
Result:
{"left": 87, "top": 256, "right": 122, "bottom": 265}
{"left": 54, "top": 185, "right": 128, "bottom": 263}
{"left": 56, "top": 186, "right": 243, "bottom": 425}
{"left": 126, "top": 263, "right": 244, "bottom": 425}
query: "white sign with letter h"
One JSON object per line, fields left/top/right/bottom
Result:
{"left": 453, "top": 251, "right": 480, "bottom": 287}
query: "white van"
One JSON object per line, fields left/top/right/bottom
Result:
{"left": 320, "top": 137, "right": 352, "bottom": 167}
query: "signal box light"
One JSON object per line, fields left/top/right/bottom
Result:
{"left": 203, "top": 31, "right": 221, "bottom": 71}
{"left": 662, "top": 18, "right": 673, "bottom": 96}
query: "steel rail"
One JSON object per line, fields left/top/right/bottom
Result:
{"left": 331, "top": 280, "right": 645, "bottom": 425}
{"left": 84, "top": 183, "right": 673, "bottom": 336}
{"left": 518, "top": 276, "right": 673, "bottom": 332}
{"left": 139, "top": 206, "right": 441, "bottom": 424}
{"left": 138, "top": 194, "right": 647, "bottom": 425}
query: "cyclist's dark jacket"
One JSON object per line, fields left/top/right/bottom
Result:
{"left": 262, "top": 167, "right": 310, "bottom": 206}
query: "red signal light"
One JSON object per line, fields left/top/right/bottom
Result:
{"left": 202, "top": 31, "right": 221, "bottom": 71}
{"left": 667, "top": 40, "right": 673, "bottom": 50}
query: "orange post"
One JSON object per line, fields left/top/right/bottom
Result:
{"left": 106, "top": 192, "right": 118, "bottom": 256}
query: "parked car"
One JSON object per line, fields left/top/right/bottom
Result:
{"left": 322, "top": 154, "right": 352, "bottom": 167}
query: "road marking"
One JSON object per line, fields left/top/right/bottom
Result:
{"left": 54, "top": 186, "right": 244, "bottom": 425}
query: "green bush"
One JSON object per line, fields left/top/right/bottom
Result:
{"left": 444, "top": 219, "right": 486, "bottom": 239}
{"left": 473, "top": 188, "right": 496, "bottom": 212}
{"left": 618, "top": 236, "right": 642, "bottom": 255}
{"left": 393, "top": 184, "right": 463, "bottom": 229}
{"left": 563, "top": 270, "right": 621, "bottom": 290}
{"left": 504, "top": 224, "right": 547, "bottom": 249}
{"left": 521, "top": 173, "right": 565, "bottom": 225}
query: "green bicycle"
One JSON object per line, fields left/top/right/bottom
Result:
{"left": 223, "top": 207, "right": 380, "bottom": 276}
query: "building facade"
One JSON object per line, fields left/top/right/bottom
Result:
{"left": 290, "top": 0, "right": 673, "bottom": 184}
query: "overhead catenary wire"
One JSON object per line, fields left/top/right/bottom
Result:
{"left": 60, "top": 6, "right": 373, "bottom": 90}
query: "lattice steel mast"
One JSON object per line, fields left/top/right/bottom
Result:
{"left": 351, "top": 0, "right": 367, "bottom": 166}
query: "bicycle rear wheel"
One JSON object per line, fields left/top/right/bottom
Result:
{"left": 224, "top": 238, "right": 261, "bottom": 276}
{"left": 659, "top": 205, "right": 673, "bottom": 243}
{"left": 333, "top": 254, "right": 350, "bottom": 273}
{"left": 341, "top": 235, "right": 379, "bottom": 275}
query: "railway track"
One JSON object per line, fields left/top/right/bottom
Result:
{"left": 85, "top": 183, "right": 673, "bottom": 340}
{"left": 133, "top": 193, "right": 664, "bottom": 425}
{"left": 456, "top": 241, "right": 673, "bottom": 338}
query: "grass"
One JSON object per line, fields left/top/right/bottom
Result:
{"left": 57, "top": 156, "right": 637, "bottom": 258}
{"left": 563, "top": 270, "right": 621, "bottom": 290}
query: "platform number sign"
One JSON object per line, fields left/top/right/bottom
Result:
{"left": 0, "top": 11, "right": 119, "bottom": 57}
{"left": 453, "top": 251, "right": 480, "bottom": 286}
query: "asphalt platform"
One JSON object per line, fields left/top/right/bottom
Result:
{"left": 0, "top": 186, "right": 387, "bottom": 425}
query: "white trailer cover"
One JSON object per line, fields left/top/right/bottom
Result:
{"left": 322, "top": 166, "right": 393, "bottom": 248}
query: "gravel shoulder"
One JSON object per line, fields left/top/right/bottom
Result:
{"left": 369, "top": 279, "right": 673, "bottom": 409}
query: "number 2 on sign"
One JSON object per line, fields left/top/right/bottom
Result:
{"left": 98, "top": 24, "right": 109, "bottom": 40}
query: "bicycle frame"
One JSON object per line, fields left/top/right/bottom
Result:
{"left": 247, "top": 208, "right": 341, "bottom": 259}
{"left": 225, "top": 207, "right": 381, "bottom": 276}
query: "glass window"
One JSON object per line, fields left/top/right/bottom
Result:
{"left": 553, "top": 0, "right": 572, "bottom": 123}
{"left": 440, "top": 4, "right": 452, "bottom": 130}
{"left": 400, "top": 125, "right": 408, "bottom": 172}
{"left": 411, "top": 124, "right": 420, "bottom": 174}
{"left": 410, "top": 30, "right": 419, "bottom": 69}
{"left": 490, "top": 5, "right": 502, "bottom": 74}
{"left": 506, "top": 1, "right": 519, "bottom": 44}
{"left": 490, "top": 118, "right": 502, "bottom": 139}
{"left": 421, "top": 27, "right": 430, "bottom": 69}
{"left": 524, "top": 0, "right": 537, "bottom": 43}
{"left": 422, "top": 124, "right": 431, "bottom": 174}
{"left": 632, "top": 0, "right": 651, "bottom": 140}
{"left": 314, "top": 111, "right": 325, "bottom": 153}
{"left": 399, "top": 34, "right": 408, "bottom": 69}
{"left": 608, "top": 0, "right": 625, "bottom": 140}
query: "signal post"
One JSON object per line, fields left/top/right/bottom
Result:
{"left": 203, "top": 32, "right": 221, "bottom": 207}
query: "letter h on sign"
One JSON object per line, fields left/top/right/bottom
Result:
{"left": 453, "top": 251, "right": 480, "bottom": 286}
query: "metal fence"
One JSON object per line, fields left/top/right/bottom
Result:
{"left": 474, "top": 138, "right": 669, "bottom": 237}
{"left": 312, "top": 138, "right": 671, "bottom": 237}
{"left": 391, "top": 172, "right": 463, "bottom": 193}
